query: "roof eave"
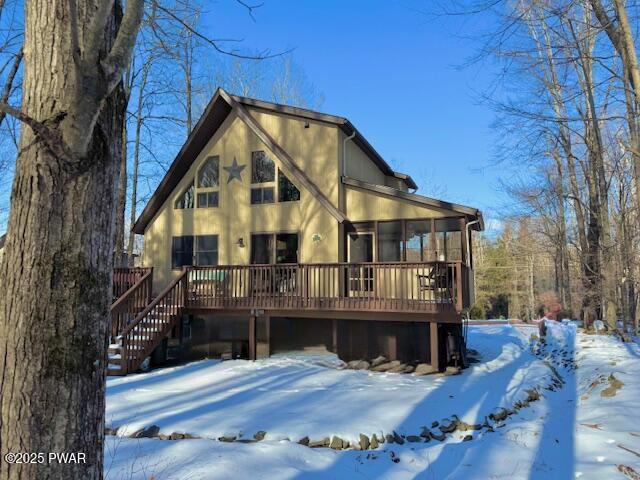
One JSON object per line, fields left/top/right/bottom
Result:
{"left": 132, "top": 89, "right": 233, "bottom": 234}
{"left": 342, "top": 176, "right": 484, "bottom": 229}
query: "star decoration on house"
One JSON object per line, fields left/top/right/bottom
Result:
{"left": 223, "top": 157, "right": 246, "bottom": 184}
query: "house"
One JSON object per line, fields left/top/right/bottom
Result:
{"left": 109, "top": 88, "right": 484, "bottom": 375}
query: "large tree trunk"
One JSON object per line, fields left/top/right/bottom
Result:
{"left": 114, "top": 119, "right": 128, "bottom": 267}
{"left": 0, "top": 0, "right": 142, "bottom": 478}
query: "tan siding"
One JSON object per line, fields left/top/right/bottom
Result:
{"left": 248, "top": 108, "right": 341, "bottom": 208}
{"left": 339, "top": 131, "right": 409, "bottom": 192}
{"left": 345, "top": 185, "right": 460, "bottom": 221}
{"left": 341, "top": 132, "right": 387, "bottom": 185}
{"left": 143, "top": 111, "right": 340, "bottom": 291}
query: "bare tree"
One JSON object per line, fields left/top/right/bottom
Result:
{"left": 0, "top": 1, "right": 144, "bottom": 478}
{"left": 443, "top": 0, "right": 640, "bottom": 329}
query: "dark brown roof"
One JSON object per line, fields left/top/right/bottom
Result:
{"left": 132, "top": 88, "right": 417, "bottom": 234}
{"left": 342, "top": 176, "right": 484, "bottom": 230}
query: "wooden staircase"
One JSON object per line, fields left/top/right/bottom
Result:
{"left": 109, "top": 270, "right": 188, "bottom": 375}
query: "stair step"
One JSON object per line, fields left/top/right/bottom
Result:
{"left": 136, "top": 323, "right": 163, "bottom": 330}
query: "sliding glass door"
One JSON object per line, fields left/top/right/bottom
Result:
{"left": 250, "top": 233, "right": 299, "bottom": 295}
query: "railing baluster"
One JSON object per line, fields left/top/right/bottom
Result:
{"left": 172, "top": 260, "right": 465, "bottom": 320}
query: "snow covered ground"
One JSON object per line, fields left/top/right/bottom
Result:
{"left": 104, "top": 325, "right": 640, "bottom": 479}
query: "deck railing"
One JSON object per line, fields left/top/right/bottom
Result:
{"left": 119, "top": 270, "right": 188, "bottom": 373}
{"left": 113, "top": 267, "right": 153, "bottom": 300}
{"left": 185, "top": 261, "right": 470, "bottom": 314}
{"left": 110, "top": 268, "right": 154, "bottom": 338}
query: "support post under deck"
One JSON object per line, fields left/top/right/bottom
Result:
{"left": 430, "top": 322, "right": 440, "bottom": 371}
{"left": 264, "top": 315, "right": 271, "bottom": 358}
{"left": 249, "top": 315, "right": 257, "bottom": 361}
{"left": 332, "top": 319, "right": 338, "bottom": 353}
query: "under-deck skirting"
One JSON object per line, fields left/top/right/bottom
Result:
{"left": 172, "top": 313, "right": 461, "bottom": 370}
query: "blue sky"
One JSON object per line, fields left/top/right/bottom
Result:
{"left": 203, "top": 0, "right": 504, "bottom": 228}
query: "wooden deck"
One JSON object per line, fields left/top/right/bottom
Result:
{"left": 183, "top": 261, "right": 471, "bottom": 321}
{"left": 110, "top": 261, "right": 472, "bottom": 374}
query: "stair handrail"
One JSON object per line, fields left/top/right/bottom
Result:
{"left": 110, "top": 268, "right": 154, "bottom": 339}
{"left": 120, "top": 269, "right": 188, "bottom": 339}
{"left": 113, "top": 267, "right": 153, "bottom": 299}
{"left": 110, "top": 268, "right": 154, "bottom": 313}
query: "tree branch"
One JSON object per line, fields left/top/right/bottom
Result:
{"left": 234, "top": 0, "right": 263, "bottom": 22}
{"left": 153, "top": 1, "right": 292, "bottom": 60}
{"left": 83, "top": 0, "right": 115, "bottom": 67}
{"left": 588, "top": 0, "right": 622, "bottom": 51}
{"left": 102, "top": 0, "right": 145, "bottom": 91}
{"left": 67, "top": 0, "right": 81, "bottom": 64}
{"left": 0, "top": 46, "right": 22, "bottom": 129}
{"left": 0, "top": 102, "right": 73, "bottom": 162}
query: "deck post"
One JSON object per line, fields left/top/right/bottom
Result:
{"left": 430, "top": 322, "right": 440, "bottom": 371}
{"left": 265, "top": 314, "right": 271, "bottom": 357}
{"left": 455, "top": 263, "right": 463, "bottom": 312}
{"left": 332, "top": 318, "right": 338, "bottom": 353}
{"left": 249, "top": 314, "right": 257, "bottom": 361}
{"left": 387, "top": 328, "right": 397, "bottom": 360}
{"left": 459, "top": 217, "right": 467, "bottom": 265}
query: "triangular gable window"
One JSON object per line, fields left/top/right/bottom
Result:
{"left": 278, "top": 170, "right": 300, "bottom": 202}
{"left": 174, "top": 182, "right": 194, "bottom": 209}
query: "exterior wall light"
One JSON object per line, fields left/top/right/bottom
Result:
{"left": 237, "top": 238, "right": 245, "bottom": 248}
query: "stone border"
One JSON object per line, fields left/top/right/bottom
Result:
{"left": 343, "top": 355, "right": 464, "bottom": 376}
{"left": 105, "top": 344, "right": 574, "bottom": 454}
{"left": 105, "top": 382, "right": 553, "bottom": 452}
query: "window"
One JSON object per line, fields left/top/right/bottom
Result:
{"left": 278, "top": 169, "right": 300, "bottom": 202}
{"left": 251, "top": 151, "right": 275, "bottom": 204}
{"left": 251, "top": 187, "right": 274, "bottom": 204}
{"left": 434, "top": 231, "right": 462, "bottom": 262}
{"left": 195, "top": 235, "right": 218, "bottom": 266}
{"left": 171, "top": 235, "right": 218, "bottom": 268}
{"left": 275, "top": 233, "right": 299, "bottom": 263}
{"left": 251, "top": 234, "right": 273, "bottom": 264}
{"left": 172, "top": 236, "right": 194, "bottom": 268}
{"left": 174, "top": 182, "right": 194, "bottom": 209}
{"left": 378, "top": 221, "right": 403, "bottom": 262}
{"left": 197, "top": 191, "right": 219, "bottom": 208}
{"left": 251, "top": 233, "right": 299, "bottom": 264}
{"left": 251, "top": 151, "right": 275, "bottom": 183}
{"left": 435, "top": 219, "right": 462, "bottom": 262}
{"left": 197, "top": 156, "right": 219, "bottom": 188}
{"left": 406, "top": 220, "right": 431, "bottom": 262}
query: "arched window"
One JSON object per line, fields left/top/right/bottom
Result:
{"left": 198, "top": 156, "right": 220, "bottom": 188}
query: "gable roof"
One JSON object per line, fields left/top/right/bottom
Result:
{"left": 132, "top": 88, "right": 416, "bottom": 234}
{"left": 342, "top": 176, "right": 484, "bottom": 230}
